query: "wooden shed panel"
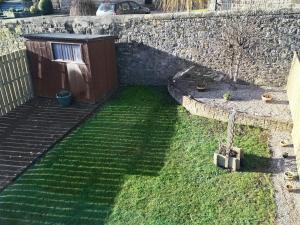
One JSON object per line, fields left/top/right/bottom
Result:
{"left": 25, "top": 34, "right": 117, "bottom": 104}
{"left": 88, "top": 40, "right": 118, "bottom": 103}
{"left": 105, "top": 39, "right": 118, "bottom": 91}
{"left": 88, "top": 41, "right": 108, "bottom": 101}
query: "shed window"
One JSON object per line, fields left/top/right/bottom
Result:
{"left": 52, "top": 43, "right": 83, "bottom": 63}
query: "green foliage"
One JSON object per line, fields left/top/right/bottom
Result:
{"left": 0, "top": 26, "right": 24, "bottom": 56}
{"left": 38, "top": 0, "right": 53, "bottom": 15}
{"left": 223, "top": 91, "right": 233, "bottom": 101}
{"left": 29, "top": 2, "right": 39, "bottom": 14}
{"left": 23, "top": 7, "right": 30, "bottom": 13}
{"left": 3, "top": 10, "right": 15, "bottom": 17}
{"left": 0, "top": 87, "right": 275, "bottom": 225}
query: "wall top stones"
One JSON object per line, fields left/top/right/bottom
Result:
{"left": 3, "top": 8, "right": 300, "bottom": 25}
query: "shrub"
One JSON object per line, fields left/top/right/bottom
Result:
{"left": 38, "top": 0, "right": 53, "bottom": 15}
{"left": 29, "top": 3, "right": 39, "bottom": 14}
{"left": 223, "top": 92, "right": 233, "bottom": 101}
{"left": 23, "top": 7, "right": 30, "bottom": 13}
{"left": 70, "top": 0, "right": 96, "bottom": 16}
{"left": 156, "top": 0, "right": 207, "bottom": 12}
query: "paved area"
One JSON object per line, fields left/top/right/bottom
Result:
{"left": 269, "top": 132, "right": 300, "bottom": 225}
{"left": 175, "top": 76, "right": 292, "bottom": 126}
{"left": 0, "top": 98, "right": 97, "bottom": 191}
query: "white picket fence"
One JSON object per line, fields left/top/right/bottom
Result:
{"left": 0, "top": 49, "right": 33, "bottom": 116}
{"left": 215, "top": 0, "right": 297, "bottom": 11}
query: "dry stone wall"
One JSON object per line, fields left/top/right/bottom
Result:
{"left": 1, "top": 9, "right": 300, "bottom": 86}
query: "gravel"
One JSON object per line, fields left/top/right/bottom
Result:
{"left": 176, "top": 77, "right": 292, "bottom": 125}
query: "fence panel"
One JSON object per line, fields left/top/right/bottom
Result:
{"left": 0, "top": 49, "right": 33, "bottom": 116}
{"left": 215, "top": 0, "right": 296, "bottom": 11}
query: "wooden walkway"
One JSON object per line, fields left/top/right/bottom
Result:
{"left": 0, "top": 98, "right": 97, "bottom": 191}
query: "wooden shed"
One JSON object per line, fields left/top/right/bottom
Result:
{"left": 24, "top": 33, "right": 118, "bottom": 104}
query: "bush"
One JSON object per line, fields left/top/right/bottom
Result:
{"left": 23, "top": 7, "right": 30, "bottom": 13}
{"left": 29, "top": 3, "right": 39, "bottom": 14}
{"left": 157, "top": 0, "right": 207, "bottom": 12}
{"left": 38, "top": 0, "right": 53, "bottom": 15}
{"left": 70, "top": 0, "right": 96, "bottom": 16}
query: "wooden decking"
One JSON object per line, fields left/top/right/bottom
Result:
{"left": 0, "top": 98, "right": 97, "bottom": 191}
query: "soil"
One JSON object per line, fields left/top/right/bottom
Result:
{"left": 218, "top": 145, "right": 238, "bottom": 157}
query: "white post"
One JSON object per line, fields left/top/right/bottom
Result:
{"left": 208, "top": 0, "right": 217, "bottom": 11}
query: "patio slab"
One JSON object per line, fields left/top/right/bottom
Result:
{"left": 0, "top": 98, "right": 98, "bottom": 191}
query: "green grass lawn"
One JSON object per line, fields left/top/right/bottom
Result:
{"left": 0, "top": 87, "right": 275, "bottom": 225}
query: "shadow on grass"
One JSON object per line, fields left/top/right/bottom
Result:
{"left": 241, "top": 153, "right": 281, "bottom": 174}
{"left": 0, "top": 87, "right": 178, "bottom": 225}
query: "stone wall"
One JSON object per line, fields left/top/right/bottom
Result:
{"left": 215, "top": 0, "right": 300, "bottom": 11}
{"left": 1, "top": 9, "right": 300, "bottom": 86}
{"left": 287, "top": 52, "right": 300, "bottom": 172}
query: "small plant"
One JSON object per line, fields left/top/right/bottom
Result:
{"left": 223, "top": 92, "right": 232, "bottom": 101}
{"left": 38, "top": 0, "right": 53, "bottom": 15}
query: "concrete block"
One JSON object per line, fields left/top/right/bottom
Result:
{"left": 214, "top": 147, "right": 244, "bottom": 172}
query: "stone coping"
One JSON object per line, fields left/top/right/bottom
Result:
{"left": 2, "top": 8, "right": 300, "bottom": 25}
{"left": 168, "top": 81, "right": 293, "bottom": 131}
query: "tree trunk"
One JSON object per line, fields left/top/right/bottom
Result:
{"left": 233, "top": 51, "right": 242, "bottom": 83}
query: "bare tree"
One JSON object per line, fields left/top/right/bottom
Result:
{"left": 220, "top": 15, "right": 258, "bottom": 82}
{"left": 70, "top": 0, "right": 96, "bottom": 16}
{"left": 156, "top": 0, "right": 208, "bottom": 12}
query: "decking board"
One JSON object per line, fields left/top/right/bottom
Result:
{"left": 0, "top": 97, "right": 97, "bottom": 191}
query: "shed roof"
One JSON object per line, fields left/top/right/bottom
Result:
{"left": 23, "top": 33, "right": 116, "bottom": 43}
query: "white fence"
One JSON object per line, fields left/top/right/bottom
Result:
{"left": 214, "top": 0, "right": 299, "bottom": 11}
{"left": 0, "top": 49, "right": 33, "bottom": 116}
